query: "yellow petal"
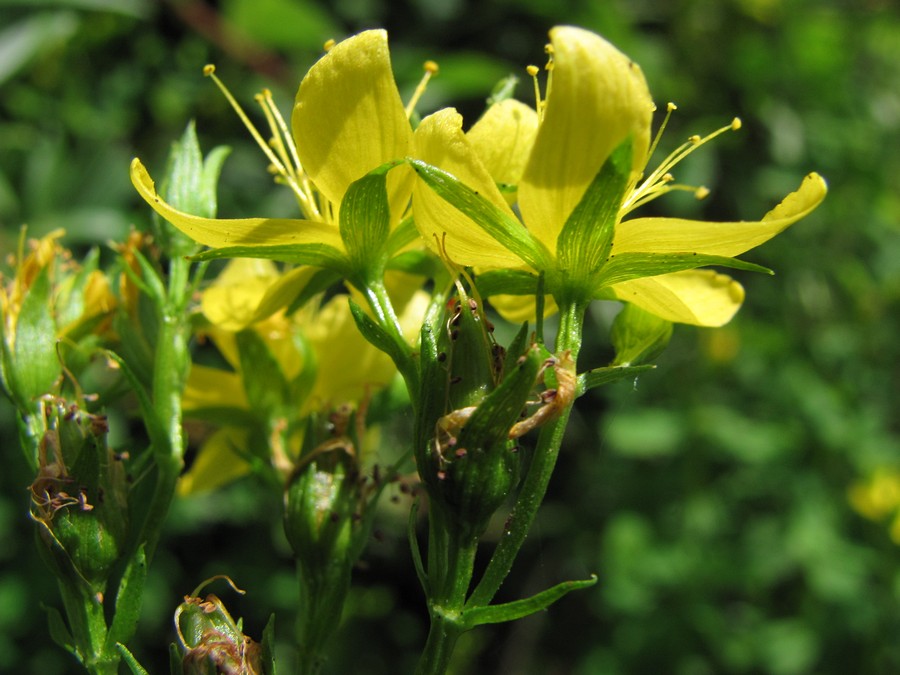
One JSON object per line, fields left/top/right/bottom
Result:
{"left": 466, "top": 99, "right": 538, "bottom": 204}
{"left": 131, "top": 159, "right": 343, "bottom": 250}
{"left": 178, "top": 427, "right": 252, "bottom": 495}
{"left": 613, "top": 173, "right": 827, "bottom": 256}
{"left": 487, "top": 293, "right": 558, "bottom": 324}
{"left": 183, "top": 363, "right": 249, "bottom": 412}
{"left": 292, "top": 30, "right": 414, "bottom": 221}
{"left": 412, "top": 108, "right": 524, "bottom": 268}
{"left": 201, "top": 259, "right": 280, "bottom": 331}
{"left": 519, "top": 26, "right": 653, "bottom": 254}
{"left": 608, "top": 270, "right": 745, "bottom": 327}
{"left": 302, "top": 295, "right": 396, "bottom": 409}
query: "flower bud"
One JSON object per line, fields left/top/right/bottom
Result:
{"left": 30, "top": 398, "right": 128, "bottom": 589}
{"left": 175, "top": 579, "right": 263, "bottom": 675}
{"left": 419, "top": 285, "right": 547, "bottom": 539}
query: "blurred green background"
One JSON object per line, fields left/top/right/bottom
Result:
{"left": 1, "top": 0, "right": 898, "bottom": 673}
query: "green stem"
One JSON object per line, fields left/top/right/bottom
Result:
{"left": 415, "top": 506, "right": 479, "bottom": 675}
{"left": 138, "top": 256, "right": 192, "bottom": 562}
{"left": 57, "top": 581, "right": 118, "bottom": 675}
{"left": 295, "top": 561, "right": 352, "bottom": 675}
{"left": 467, "top": 299, "right": 587, "bottom": 608}
{"left": 361, "top": 279, "right": 419, "bottom": 398}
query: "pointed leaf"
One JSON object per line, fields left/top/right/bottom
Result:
{"left": 188, "top": 243, "right": 348, "bottom": 271}
{"left": 580, "top": 364, "right": 655, "bottom": 393}
{"left": 339, "top": 164, "right": 397, "bottom": 280}
{"left": 261, "top": 614, "right": 277, "bottom": 675}
{"left": 116, "top": 643, "right": 150, "bottom": 675}
{"left": 596, "top": 251, "right": 771, "bottom": 289}
{"left": 409, "top": 158, "right": 550, "bottom": 270}
{"left": 14, "top": 267, "right": 60, "bottom": 401}
{"left": 106, "top": 544, "right": 147, "bottom": 649}
{"left": 347, "top": 298, "right": 406, "bottom": 366}
{"left": 462, "top": 575, "right": 597, "bottom": 627}
{"left": 556, "top": 136, "right": 632, "bottom": 283}
{"left": 43, "top": 604, "right": 77, "bottom": 655}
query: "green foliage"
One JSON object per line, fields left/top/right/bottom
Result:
{"left": 1, "top": 0, "right": 897, "bottom": 673}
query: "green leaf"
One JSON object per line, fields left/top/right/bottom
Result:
{"left": 595, "top": 251, "right": 772, "bottom": 289}
{"left": 14, "top": 267, "right": 60, "bottom": 402}
{"left": 579, "top": 364, "right": 655, "bottom": 394}
{"left": 458, "top": 343, "right": 543, "bottom": 450}
{"left": 261, "top": 614, "right": 277, "bottom": 675}
{"left": 475, "top": 269, "right": 541, "bottom": 297}
{"left": 347, "top": 298, "right": 407, "bottom": 366}
{"left": 462, "top": 575, "right": 597, "bottom": 627}
{"left": 611, "top": 303, "right": 674, "bottom": 366}
{"left": 42, "top": 603, "right": 77, "bottom": 656}
{"left": 104, "top": 350, "right": 167, "bottom": 449}
{"left": 106, "top": 544, "right": 147, "bottom": 650}
{"left": 408, "top": 500, "right": 428, "bottom": 594}
{"left": 189, "top": 242, "right": 349, "bottom": 272}
{"left": 340, "top": 165, "right": 396, "bottom": 280}
{"left": 556, "top": 137, "right": 632, "bottom": 282}
{"left": 284, "top": 269, "right": 343, "bottom": 316}
{"left": 235, "top": 329, "right": 291, "bottom": 418}
{"left": 116, "top": 643, "right": 150, "bottom": 675}
{"left": 158, "top": 122, "right": 231, "bottom": 256}
{"left": 386, "top": 215, "right": 420, "bottom": 256}
{"left": 409, "top": 158, "right": 550, "bottom": 270}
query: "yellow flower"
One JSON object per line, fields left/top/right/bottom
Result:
{"left": 848, "top": 469, "right": 900, "bottom": 544}
{"left": 129, "top": 30, "right": 419, "bottom": 285}
{"left": 411, "top": 26, "right": 827, "bottom": 326}
{"left": 179, "top": 259, "right": 425, "bottom": 494}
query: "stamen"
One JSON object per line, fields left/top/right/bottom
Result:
{"left": 646, "top": 102, "right": 677, "bottom": 164}
{"left": 405, "top": 60, "right": 439, "bottom": 119}
{"left": 323, "top": 39, "right": 335, "bottom": 53}
{"left": 203, "top": 65, "right": 289, "bottom": 179}
{"left": 526, "top": 65, "right": 543, "bottom": 122}
{"left": 622, "top": 115, "right": 743, "bottom": 215}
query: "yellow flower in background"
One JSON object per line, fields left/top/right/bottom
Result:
{"left": 848, "top": 469, "right": 900, "bottom": 544}
{"left": 412, "top": 25, "right": 827, "bottom": 326}
{"left": 179, "top": 259, "right": 425, "bottom": 494}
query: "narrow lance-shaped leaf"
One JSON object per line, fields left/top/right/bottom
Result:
{"left": 14, "top": 267, "right": 60, "bottom": 403}
{"left": 462, "top": 575, "right": 597, "bottom": 627}
{"left": 595, "top": 251, "right": 771, "bottom": 289}
{"left": 556, "top": 137, "right": 632, "bottom": 282}
{"left": 409, "top": 158, "right": 551, "bottom": 271}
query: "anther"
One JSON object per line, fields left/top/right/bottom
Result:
{"left": 405, "top": 59, "right": 440, "bottom": 119}
{"left": 203, "top": 64, "right": 216, "bottom": 76}
{"left": 323, "top": 39, "right": 335, "bottom": 52}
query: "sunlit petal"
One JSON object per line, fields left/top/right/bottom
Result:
{"left": 613, "top": 173, "right": 827, "bottom": 256}
{"left": 412, "top": 108, "right": 524, "bottom": 268}
{"left": 519, "top": 26, "right": 653, "bottom": 253}
{"left": 608, "top": 270, "right": 745, "bottom": 327}
{"left": 293, "top": 30, "right": 414, "bottom": 220}
{"left": 131, "top": 158, "right": 343, "bottom": 250}
{"left": 467, "top": 99, "right": 539, "bottom": 204}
